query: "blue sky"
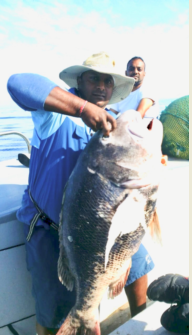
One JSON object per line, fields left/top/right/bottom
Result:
{"left": 0, "top": 0, "right": 189, "bottom": 105}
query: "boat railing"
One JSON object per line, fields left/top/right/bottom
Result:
{"left": 0, "top": 131, "right": 31, "bottom": 154}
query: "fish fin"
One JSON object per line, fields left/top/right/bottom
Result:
{"left": 105, "top": 192, "right": 145, "bottom": 269}
{"left": 148, "top": 208, "right": 162, "bottom": 244}
{"left": 58, "top": 185, "right": 75, "bottom": 291}
{"left": 58, "top": 241, "right": 75, "bottom": 291}
{"left": 108, "top": 264, "right": 131, "bottom": 299}
{"left": 56, "top": 311, "right": 101, "bottom": 335}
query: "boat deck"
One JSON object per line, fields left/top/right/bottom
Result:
{"left": 0, "top": 156, "right": 189, "bottom": 335}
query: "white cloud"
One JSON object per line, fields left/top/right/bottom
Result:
{"left": 0, "top": 1, "right": 189, "bottom": 106}
{"left": 178, "top": 12, "right": 189, "bottom": 25}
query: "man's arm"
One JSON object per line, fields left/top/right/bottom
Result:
{"left": 136, "top": 98, "right": 154, "bottom": 118}
{"left": 44, "top": 86, "right": 116, "bottom": 135}
{"left": 7, "top": 74, "right": 116, "bottom": 136}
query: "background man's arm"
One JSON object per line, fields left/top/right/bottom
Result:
{"left": 136, "top": 98, "right": 154, "bottom": 118}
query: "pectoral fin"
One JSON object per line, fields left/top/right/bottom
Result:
{"left": 108, "top": 261, "right": 131, "bottom": 298}
{"left": 148, "top": 208, "right": 162, "bottom": 244}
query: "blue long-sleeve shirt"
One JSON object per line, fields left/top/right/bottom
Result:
{"left": 7, "top": 73, "right": 93, "bottom": 226}
{"left": 7, "top": 73, "right": 116, "bottom": 226}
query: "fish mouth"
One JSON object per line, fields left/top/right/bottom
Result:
{"left": 127, "top": 118, "right": 155, "bottom": 139}
{"left": 113, "top": 172, "right": 160, "bottom": 189}
{"left": 115, "top": 111, "right": 163, "bottom": 144}
{"left": 114, "top": 178, "right": 151, "bottom": 189}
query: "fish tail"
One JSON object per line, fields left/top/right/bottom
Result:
{"left": 56, "top": 313, "right": 101, "bottom": 335}
{"left": 148, "top": 208, "right": 162, "bottom": 244}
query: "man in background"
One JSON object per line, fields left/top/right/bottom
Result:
{"left": 110, "top": 56, "right": 159, "bottom": 123}
{"left": 110, "top": 56, "right": 158, "bottom": 318}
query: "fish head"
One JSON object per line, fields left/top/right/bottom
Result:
{"left": 86, "top": 110, "right": 163, "bottom": 188}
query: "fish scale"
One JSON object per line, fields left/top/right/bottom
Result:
{"left": 61, "top": 171, "right": 126, "bottom": 286}
{"left": 57, "top": 110, "right": 163, "bottom": 335}
{"left": 73, "top": 180, "right": 120, "bottom": 245}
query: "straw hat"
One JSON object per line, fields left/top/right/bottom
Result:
{"left": 59, "top": 52, "right": 135, "bottom": 104}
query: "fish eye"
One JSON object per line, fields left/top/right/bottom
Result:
{"left": 147, "top": 119, "right": 153, "bottom": 130}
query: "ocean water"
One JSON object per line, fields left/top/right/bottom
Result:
{"left": 0, "top": 98, "right": 175, "bottom": 162}
{"left": 0, "top": 105, "right": 34, "bottom": 162}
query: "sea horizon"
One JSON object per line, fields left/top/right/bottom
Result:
{"left": 0, "top": 96, "right": 185, "bottom": 162}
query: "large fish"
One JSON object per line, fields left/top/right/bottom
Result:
{"left": 57, "top": 110, "right": 163, "bottom": 335}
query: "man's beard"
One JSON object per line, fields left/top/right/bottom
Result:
{"left": 134, "top": 80, "right": 141, "bottom": 87}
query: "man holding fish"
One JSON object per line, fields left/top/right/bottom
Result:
{"left": 7, "top": 52, "right": 157, "bottom": 335}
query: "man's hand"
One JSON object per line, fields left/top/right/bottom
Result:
{"left": 81, "top": 102, "right": 116, "bottom": 136}
{"left": 44, "top": 87, "right": 116, "bottom": 136}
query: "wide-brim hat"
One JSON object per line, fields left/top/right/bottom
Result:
{"left": 59, "top": 52, "right": 135, "bottom": 104}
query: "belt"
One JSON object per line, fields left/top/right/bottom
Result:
{"left": 26, "top": 190, "right": 58, "bottom": 242}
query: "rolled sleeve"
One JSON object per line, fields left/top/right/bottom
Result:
{"left": 7, "top": 73, "right": 57, "bottom": 111}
